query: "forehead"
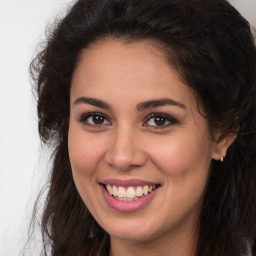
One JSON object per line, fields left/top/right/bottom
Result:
{"left": 71, "top": 39, "right": 196, "bottom": 110}
{"left": 74, "top": 39, "right": 172, "bottom": 82}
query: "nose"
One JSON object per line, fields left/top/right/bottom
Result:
{"left": 105, "top": 126, "right": 147, "bottom": 171}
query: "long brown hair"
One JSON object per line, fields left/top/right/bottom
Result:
{"left": 29, "top": 0, "right": 256, "bottom": 255}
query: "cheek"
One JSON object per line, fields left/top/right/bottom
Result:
{"left": 147, "top": 132, "right": 213, "bottom": 207}
{"left": 148, "top": 132, "right": 213, "bottom": 176}
{"left": 68, "top": 129, "right": 106, "bottom": 212}
{"left": 68, "top": 130, "right": 105, "bottom": 178}
{"left": 147, "top": 135, "right": 212, "bottom": 225}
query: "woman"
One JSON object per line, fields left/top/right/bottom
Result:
{"left": 30, "top": 0, "right": 256, "bottom": 255}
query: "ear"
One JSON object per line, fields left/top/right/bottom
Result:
{"left": 211, "top": 133, "right": 237, "bottom": 161}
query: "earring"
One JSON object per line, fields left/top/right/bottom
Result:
{"left": 220, "top": 156, "right": 224, "bottom": 162}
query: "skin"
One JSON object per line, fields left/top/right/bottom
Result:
{"left": 68, "top": 39, "right": 232, "bottom": 256}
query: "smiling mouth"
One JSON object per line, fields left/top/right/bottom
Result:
{"left": 103, "top": 184, "right": 160, "bottom": 201}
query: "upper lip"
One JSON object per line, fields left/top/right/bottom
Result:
{"left": 100, "top": 179, "right": 160, "bottom": 187}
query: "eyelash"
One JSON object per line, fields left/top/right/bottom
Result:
{"left": 79, "top": 112, "right": 111, "bottom": 127}
{"left": 79, "top": 112, "right": 179, "bottom": 129}
{"left": 143, "top": 113, "right": 179, "bottom": 129}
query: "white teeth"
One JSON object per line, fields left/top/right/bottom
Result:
{"left": 143, "top": 185, "right": 149, "bottom": 195}
{"left": 113, "top": 186, "right": 118, "bottom": 196}
{"left": 136, "top": 186, "right": 143, "bottom": 197}
{"left": 118, "top": 187, "right": 126, "bottom": 198}
{"left": 106, "top": 184, "right": 113, "bottom": 195}
{"left": 127, "top": 187, "right": 136, "bottom": 199}
{"left": 105, "top": 184, "right": 158, "bottom": 200}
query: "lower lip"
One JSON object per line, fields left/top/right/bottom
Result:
{"left": 101, "top": 185, "right": 158, "bottom": 212}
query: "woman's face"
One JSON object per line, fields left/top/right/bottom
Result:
{"left": 69, "top": 39, "right": 218, "bottom": 244}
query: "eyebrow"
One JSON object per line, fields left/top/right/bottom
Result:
{"left": 136, "top": 98, "right": 186, "bottom": 111}
{"left": 73, "top": 97, "right": 111, "bottom": 109}
{"left": 73, "top": 97, "right": 186, "bottom": 111}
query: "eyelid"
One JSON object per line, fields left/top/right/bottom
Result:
{"left": 143, "top": 113, "right": 179, "bottom": 128}
{"left": 79, "top": 112, "right": 111, "bottom": 126}
{"left": 78, "top": 112, "right": 179, "bottom": 129}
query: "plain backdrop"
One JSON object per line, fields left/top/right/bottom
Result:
{"left": 0, "top": 0, "right": 255, "bottom": 255}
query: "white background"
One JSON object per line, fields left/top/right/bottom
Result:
{"left": 0, "top": 0, "right": 255, "bottom": 255}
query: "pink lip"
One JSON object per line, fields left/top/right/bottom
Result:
{"left": 100, "top": 183, "right": 159, "bottom": 212}
{"left": 101, "top": 178, "right": 158, "bottom": 187}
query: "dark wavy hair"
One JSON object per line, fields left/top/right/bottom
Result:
{"left": 29, "top": 0, "right": 256, "bottom": 255}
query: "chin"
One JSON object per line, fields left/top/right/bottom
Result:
{"left": 99, "top": 215, "right": 162, "bottom": 242}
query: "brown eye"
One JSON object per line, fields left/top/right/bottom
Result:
{"left": 143, "top": 113, "right": 179, "bottom": 129}
{"left": 92, "top": 115, "right": 105, "bottom": 124}
{"left": 80, "top": 113, "right": 111, "bottom": 126}
{"left": 154, "top": 116, "right": 167, "bottom": 126}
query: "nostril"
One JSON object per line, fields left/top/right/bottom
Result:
{"left": 105, "top": 147, "right": 147, "bottom": 171}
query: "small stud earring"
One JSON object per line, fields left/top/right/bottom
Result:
{"left": 220, "top": 156, "right": 224, "bottom": 162}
